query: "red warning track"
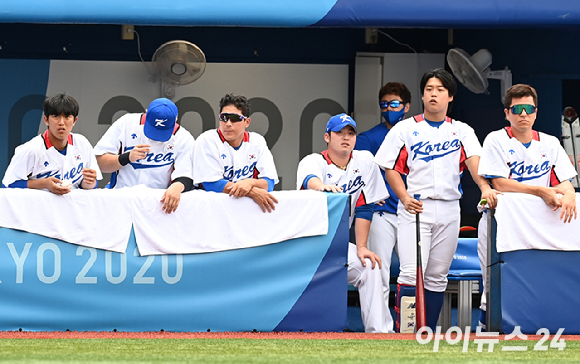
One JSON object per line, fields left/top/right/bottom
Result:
{"left": 0, "top": 331, "right": 579, "bottom": 340}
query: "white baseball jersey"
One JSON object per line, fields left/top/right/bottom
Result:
{"left": 94, "top": 113, "right": 195, "bottom": 189}
{"left": 479, "top": 127, "right": 577, "bottom": 186}
{"left": 296, "top": 150, "right": 389, "bottom": 226}
{"left": 374, "top": 114, "right": 482, "bottom": 200}
{"left": 193, "top": 129, "right": 279, "bottom": 186}
{"left": 2, "top": 130, "right": 102, "bottom": 189}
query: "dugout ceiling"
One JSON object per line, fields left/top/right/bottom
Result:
{"left": 1, "top": 0, "right": 579, "bottom": 28}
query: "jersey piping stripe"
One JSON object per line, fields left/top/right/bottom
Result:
{"left": 140, "top": 113, "right": 180, "bottom": 134}
{"left": 505, "top": 127, "right": 540, "bottom": 141}
{"left": 393, "top": 146, "right": 409, "bottom": 175}
{"left": 459, "top": 142, "right": 468, "bottom": 173}
{"left": 354, "top": 190, "right": 367, "bottom": 208}
{"left": 550, "top": 166, "right": 561, "bottom": 187}
{"left": 320, "top": 150, "right": 353, "bottom": 165}
{"left": 217, "top": 129, "right": 226, "bottom": 143}
{"left": 413, "top": 114, "right": 452, "bottom": 123}
{"left": 42, "top": 130, "right": 74, "bottom": 149}
{"left": 216, "top": 129, "right": 250, "bottom": 144}
{"left": 321, "top": 150, "right": 332, "bottom": 164}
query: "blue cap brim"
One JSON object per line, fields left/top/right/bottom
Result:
{"left": 144, "top": 121, "right": 173, "bottom": 142}
{"left": 328, "top": 122, "right": 357, "bottom": 133}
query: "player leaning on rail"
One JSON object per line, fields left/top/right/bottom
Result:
{"left": 193, "top": 94, "right": 279, "bottom": 213}
{"left": 476, "top": 83, "right": 577, "bottom": 330}
{"left": 297, "top": 113, "right": 390, "bottom": 333}
{"left": 2, "top": 93, "right": 102, "bottom": 193}
{"left": 94, "top": 98, "right": 195, "bottom": 214}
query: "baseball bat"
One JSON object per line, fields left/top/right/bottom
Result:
{"left": 413, "top": 193, "right": 427, "bottom": 330}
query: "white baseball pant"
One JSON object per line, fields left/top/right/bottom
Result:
{"left": 396, "top": 199, "right": 460, "bottom": 292}
{"left": 366, "top": 211, "right": 397, "bottom": 333}
{"left": 347, "top": 244, "right": 390, "bottom": 333}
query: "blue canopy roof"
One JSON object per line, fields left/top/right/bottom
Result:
{"left": 0, "top": 0, "right": 578, "bottom": 27}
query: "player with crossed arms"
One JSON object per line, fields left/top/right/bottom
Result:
{"left": 94, "top": 98, "right": 195, "bottom": 214}
{"left": 374, "top": 69, "right": 498, "bottom": 332}
{"left": 297, "top": 113, "right": 390, "bottom": 333}
{"left": 477, "top": 83, "right": 577, "bottom": 329}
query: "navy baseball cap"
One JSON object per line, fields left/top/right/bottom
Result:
{"left": 325, "top": 113, "right": 357, "bottom": 134}
{"left": 144, "top": 98, "right": 178, "bottom": 142}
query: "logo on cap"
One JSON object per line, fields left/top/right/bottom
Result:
{"left": 144, "top": 98, "right": 178, "bottom": 142}
{"left": 326, "top": 113, "right": 357, "bottom": 133}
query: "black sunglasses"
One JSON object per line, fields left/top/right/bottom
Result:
{"left": 219, "top": 112, "right": 248, "bottom": 123}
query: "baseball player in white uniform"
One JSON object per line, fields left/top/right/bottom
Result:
{"left": 94, "top": 98, "right": 194, "bottom": 214}
{"left": 2, "top": 94, "right": 101, "bottom": 193}
{"left": 374, "top": 69, "right": 497, "bottom": 331}
{"left": 354, "top": 82, "right": 412, "bottom": 333}
{"left": 297, "top": 113, "right": 391, "bottom": 333}
{"left": 477, "top": 84, "right": 577, "bottom": 329}
{"left": 193, "top": 94, "right": 279, "bottom": 213}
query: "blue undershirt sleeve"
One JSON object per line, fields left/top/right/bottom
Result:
{"left": 302, "top": 175, "right": 318, "bottom": 190}
{"left": 202, "top": 179, "right": 229, "bottom": 193}
{"left": 261, "top": 177, "right": 275, "bottom": 192}
{"left": 7, "top": 180, "right": 28, "bottom": 189}
{"left": 355, "top": 204, "right": 375, "bottom": 222}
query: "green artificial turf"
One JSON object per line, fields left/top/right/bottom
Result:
{"left": 0, "top": 339, "right": 578, "bottom": 363}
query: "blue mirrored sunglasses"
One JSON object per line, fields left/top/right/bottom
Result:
{"left": 509, "top": 104, "right": 537, "bottom": 115}
{"left": 379, "top": 100, "right": 402, "bottom": 109}
{"left": 219, "top": 112, "right": 247, "bottom": 122}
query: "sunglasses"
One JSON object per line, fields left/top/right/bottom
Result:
{"left": 508, "top": 104, "right": 537, "bottom": 115}
{"left": 379, "top": 100, "right": 403, "bottom": 109}
{"left": 219, "top": 112, "right": 247, "bottom": 123}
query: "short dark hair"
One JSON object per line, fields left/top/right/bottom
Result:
{"left": 219, "top": 94, "right": 251, "bottom": 117}
{"left": 420, "top": 68, "right": 457, "bottom": 97}
{"left": 504, "top": 84, "right": 538, "bottom": 108}
{"left": 420, "top": 68, "right": 457, "bottom": 114}
{"left": 43, "top": 93, "right": 79, "bottom": 118}
{"left": 378, "top": 82, "right": 411, "bottom": 104}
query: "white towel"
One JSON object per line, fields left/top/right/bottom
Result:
{"left": 131, "top": 189, "right": 329, "bottom": 255}
{"left": 495, "top": 192, "right": 580, "bottom": 252}
{"left": 0, "top": 188, "right": 133, "bottom": 252}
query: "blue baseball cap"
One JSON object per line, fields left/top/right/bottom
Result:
{"left": 144, "top": 98, "right": 178, "bottom": 142}
{"left": 325, "top": 113, "right": 357, "bottom": 134}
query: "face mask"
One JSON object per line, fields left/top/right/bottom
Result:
{"left": 382, "top": 109, "right": 406, "bottom": 125}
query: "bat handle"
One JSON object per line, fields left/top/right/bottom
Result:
{"left": 413, "top": 193, "right": 421, "bottom": 202}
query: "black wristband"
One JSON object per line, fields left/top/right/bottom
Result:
{"left": 118, "top": 152, "right": 131, "bottom": 166}
{"left": 173, "top": 177, "right": 194, "bottom": 192}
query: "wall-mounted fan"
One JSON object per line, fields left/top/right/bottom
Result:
{"left": 152, "top": 40, "right": 206, "bottom": 99}
{"left": 447, "top": 48, "right": 512, "bottom": 103}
